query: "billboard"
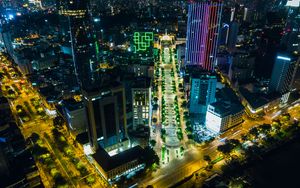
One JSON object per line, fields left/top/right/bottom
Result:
{"left": 133, "top": 32, "right": 154, "bottom": 53}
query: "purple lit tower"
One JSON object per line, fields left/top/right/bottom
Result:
{"left": 185, "top": 0, "right": 223, "bottom": 71}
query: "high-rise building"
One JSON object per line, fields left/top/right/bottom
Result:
{"left": 185, "top": 0, "right": 223, "bottom": 71}
{"left": 227, "top": 21, "right": 239, "bottom": 50}
{"left": 269, "top": 54, "right": 299, "bottom": 94}
{"left": 189, "top": 73, "right": 217, "bottom": 115}
{"left": 132, "top": 78, "right": 151, "bottom": 130}
{"left": 62, "top": 98, "right": 87, "bottom": 134}
{"left": 0, "top": 26, "right": 14, "bottom": 56}
{"left": 83, "top": 83, "right": 127, "bottom": 151}
{"left": 58, "top": 0, "right": 98, "bottom": 89}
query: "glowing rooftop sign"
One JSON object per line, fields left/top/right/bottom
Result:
{"left": 277, "top": 56, "right": 291, "bottom": 61}
{"left": 286, "top": 0, "right": 300, "bottom": 7}
{"left": 133, "top": 32, "right": 154, "bottom": 53}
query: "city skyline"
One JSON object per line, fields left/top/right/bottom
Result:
{"left": 1, "top": 0, "right": 300, "bottom": 188}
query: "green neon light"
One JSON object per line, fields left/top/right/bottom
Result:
{"left": 94, "top": 34, "right": 100, "bottom": 56}
{"left": 133, "top": 32, "right": 154, "bottom": 53}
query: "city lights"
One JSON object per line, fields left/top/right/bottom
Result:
{"left": 1, "top": 0, "right": 300, "bottom": 187}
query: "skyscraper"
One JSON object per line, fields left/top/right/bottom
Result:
{"left": 185, "top": 0, "right": 223, "bottom": 71}
{"left": 269, "top": 54, "right": 299, "bottom": 94}
{"left": 58, "top": 0, "right": 98, "bottom": 89}
{"left": 0, "top": 28, "right": 14, "bottom": 56}
{"left": 132, "top": 77, "right": 152, "bottom": 130}
{"left": 83, "top": 83, "right": 127, "bottom": 151}
{"left": 189, "top": 73, "right": 217, "bottom": 117}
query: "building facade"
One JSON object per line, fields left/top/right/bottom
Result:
{"left": 58, "top": 0, "right": 98, "bottom": 89}
{"left": 269, "top": 55, "right": 299, "bottom": 94}
{"left": 131, "top": 78, "right": 151, "bottom": 130}
{"left": 206, "top": 101, "right": 244, "bottom": 133}
{"left": 83, "top": 83, "right": 127, "bottom": 151}
{"left": 185, "top": 0, "right": 223, "bottom": 71}
{"left": 62, "top": 99, "right": 87, "bottom": 134}
{"left": 189, "top": 74, "right": 217, "bottom": 115}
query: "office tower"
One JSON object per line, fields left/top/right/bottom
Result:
{"left": 58, "top": 0, "right": 98, "bottom": 89}
{"left": 269, "top": 54, "right": 299, "bottom": 94}
{"left": 185, "top": 0, "right": 223, "bottom": 71}
{"left": 189, "top": 73, "right": 217, "bottom": 116}
{"left": 62, "top": 99, "right": 87, "bottom": 134}
{"left": 228, "top": 52, "right": 255, "bottom": 83}
{"left": 219, "top": 23, "right": 229, "bottom": 46}
{"left": 132, "top": 78, "right": 151, "bottom": 130}
{"left": 83, "top": 83, "right": 127, "bottom": 151}
{"left": 227, "top": 21, "right": 239, "bottom": 50}
{"left": 0, "top": 26, "right": 14, "bottom": 56}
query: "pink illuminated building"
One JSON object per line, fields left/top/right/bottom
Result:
{"left": 185, "top": 0, "right": 223, "bottom": 71}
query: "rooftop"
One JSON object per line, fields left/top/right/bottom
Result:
{"left": 92, "top": 145, "right": 144, "bottom": 172}
{"left": 63, "top": 98, "right": 84, "bottom": 111}
{"left": 209, "top": 101, "right": 244, "bottom": 117}
{"left": 239, "top": 87, "right": 280, "bottom": 109}
{"left": 132, "top": 77, "right": 151, "bottom": 88}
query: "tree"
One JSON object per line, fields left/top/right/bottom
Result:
{"left": 244, "top": 145, "right": 262, "bottom": 160}
{"left": 187, "top": 134, "right": 194, "bottom": 140}
{"left": 241, "top": 134, "right": 248, "bottom": 142}
{"left": 221, "top": 159, "right": 243, "bottom": 178}
{"left": 152, "top": 118, "right": 157, "bottom": 124}
{"left": 272, "top": 121, "right": 281, "bottom": 132}
{"left": 184, "top": 111, "right": 189, "bottom": 116}
{"left": 29, "top": 132, "right": 40, "bottom": 143}
{"left": 203, "top": 155, "right": 211, "bottom": 163}
{"left": 217, "top": 144, "right": 233, "bottom": 155}
{"left": 53, "top": 116, "right": 64, "bottom": 127}
{"left": 282, "top": 113, "right": 291, "bottom": 121}
{"left": 185, "top": 126, "right": 193, "bottom": 134}
{"left": 227, "top": 139, "right": 241, "bottom": 148}
{"left": 32, "top": 144, "right": 48, "bottom": 157}
{"left": 263, "top": 135, "right": 276, "bottom": 146}
{"left": 85, "top": 175, "right": 95, "bottom": 185}
{"left": 229, "top": 178, "right": 248, "bottom": 188}
{"left": 259, "top": 124, "right": 272, "bottom": 134}
{"left": 177, "top": 131, "right": 183, "bottom": 140}
{"left": 143, "top": 146, "right": 159, "bottom": 168}
{"left": 181, "top": 101, "right": 187, "bottom": 108}
{"left": 186, "top": 121, "right": 191, "bottom": 127}
{"left": 54, "top": 174, "right": 67, "bottom": 187}
{"left": 150, "top": 139, "right": 156, "bottom": 147}
{"left": 249, "top": 127, "right": 259, "bottom": 138}
{"left": 184, "top": 113, "right": 190, "bottom": 121}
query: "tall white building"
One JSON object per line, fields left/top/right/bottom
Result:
{"left": 132, "top": 78, "right": 152, "bottom": 130}
{"left": 206, "top": 101, "right": 244, "bottom": 133}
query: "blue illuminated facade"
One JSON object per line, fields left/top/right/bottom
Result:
{"left": 189, "top": 74, "right": 217, "bottom": 116}
{"left": 269, "top": 54, "right": 299, "bottom": 94}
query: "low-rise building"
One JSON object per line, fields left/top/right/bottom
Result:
{"left": 91, "top": 145, "right": 145, "bottom": 182}
{"left": 239, "top": 87, "right": 281, "bottom": 118}
{"left": 206, "top": 101, "right": 244, "bottom": 133}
